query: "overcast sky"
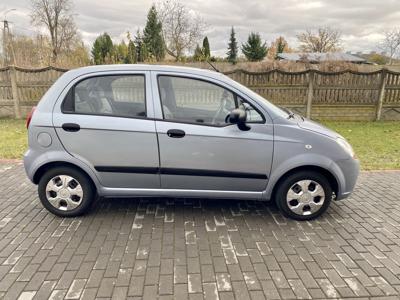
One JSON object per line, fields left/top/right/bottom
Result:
{"left": 1, "top": 0, "right": 399, "bottom": 56}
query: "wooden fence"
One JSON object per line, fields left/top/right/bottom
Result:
{"left": 1, "top": 66, "right": 400, "bottom": 120}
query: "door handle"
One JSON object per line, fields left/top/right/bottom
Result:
{"left": 167, "top": 129, "right": 185, "bottom": 138}
{"left": 62, "top": 123, "right": 80, "bottom": 132}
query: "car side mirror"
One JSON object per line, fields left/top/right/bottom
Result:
{"left": 228, "top": 108, "right": 250, "bottom": 131}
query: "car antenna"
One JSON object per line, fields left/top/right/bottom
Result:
{"left": 206, "top": 60, "right": 220, "bottom": 73}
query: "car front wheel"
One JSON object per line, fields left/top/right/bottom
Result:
{"left": 275, "top": 171, "right": 332, "bottom": 221}
{"left": 38, "top": 166, "right": 95, "bottom": 217}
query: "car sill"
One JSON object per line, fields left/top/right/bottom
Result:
{"left": 99, "top": 187, "right": 264, "bottom": 200}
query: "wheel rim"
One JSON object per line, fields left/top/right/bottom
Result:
{"left": 286, "top": 180, "right": 325, "bottom": 216}
{"left": 45, "top": 175, "right": 83, "bottom": 211}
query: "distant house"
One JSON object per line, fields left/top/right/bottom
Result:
{"left": 276, "top": 52, "right": 367, "bottom": 64}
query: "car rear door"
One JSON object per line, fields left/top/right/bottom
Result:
{"left": 151, "top": 72, "right": 274, "bottom": 192}
{"left": 52, "top": 71, "right": 160, "bottom": 189}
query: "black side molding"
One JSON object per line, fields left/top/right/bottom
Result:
{"left": 94, "top": 166, "right": 159, "bottom": 174}
{"left": 161, "top": 168, "right": 267, "bottom": 179}
{"left": 95, "top": 166, "right": 267, "bottom": 179}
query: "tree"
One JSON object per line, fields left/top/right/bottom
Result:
{"left": 134, "top": 30, "right": 148, "bottom": 62}
{"left": 297, "top": 27, "right": 341, "bottom": 53}
{"left": 30, "top": 0, "right": 77, "bottom": 63}
{"left": 368, "top": 53, "right": 389, "bottom": 65}
{"left": 126, "top": 40, "right": 137, "bottom": 63}
{"left": 380, "top": 29, "right": 400, "bottom": 65}
{"left": 125, "top": 31, "right": 137, "bottom": 63}
{"left": 202, "top": 36, "right": 210, "bottom": 59}
{"left": 6, "top": 32, "right": 89, "bottom": 68}
{"left": 275, "top": 36, "right": 287, "bottom": 58}
{"left": 143, "top": 4, "right": 165, "bottom": 61}
{"left": 115, "top": 41, "right": 128, "bottom": 63}
{"left": 226, "top": 27, "right": 238, "bottom": 64}
{"left": 158, "top": 0, "right": 205, "bottom": 61}
{"left": 241, "top": 32, "right": 268, "bottom": 61}
{"left": 91, "top": 33, "right": 113, "bottom": 65}
{"left": 268, "top": 36, "right": 289, "bottom": 60}
{"left": 193, "top": 44, "right": 204, "bottom": 61}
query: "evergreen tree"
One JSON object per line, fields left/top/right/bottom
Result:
{"left": 226, "top": 27, "right": 238, "bottom": 64}
{"left": 115, "top": 41, "right": 128, "bottom": 63}
{"left": 91, "top": 32, "right": 114, "bottom": 64}
{"left": 202, "top": 36, "right": 210, "bottom": 59}
{"left": 275, "top": 36, "right": 287, "bottom": 59}
{"left": 125, "top": 31, "right": 137, "bottom": 63}
{"left": 134, "top": 30, "right": 148, "bottom": 62}
{"left": 193, "top": 44, "right": 204, "bottom": 61}
{"left": 241, "top": 32, "right": 268, "bottom": 61}
{"left": 143, "top": 5, "right": 165, "bottom": 61}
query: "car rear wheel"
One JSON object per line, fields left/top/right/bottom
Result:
{"left": 38, "top": 166, "right": 95, "bottom": 217}
{"left": 275, "top": 171, "right": 332, "bottom": 221}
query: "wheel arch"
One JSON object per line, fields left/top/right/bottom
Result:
{"left": 269, "top": 165, "right": 339, "bottom": 202}
{"left": 33, "top": 161, "right": 97, "bottom": 190}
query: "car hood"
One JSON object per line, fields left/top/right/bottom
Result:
{"left": 297, "top": 118, "right": 341, "bottom": 139}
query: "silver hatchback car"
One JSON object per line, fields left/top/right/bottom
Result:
{"left": 24, "top": 65, "right": 359, "bottom": 220}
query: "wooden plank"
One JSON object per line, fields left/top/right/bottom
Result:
{"left": 376, "top": 69, "right": 387, "bottom": 120}
{"left": 306, "top": 71, "right": 314, "bottom": 118}
{"left": 10, "top": 66, "right": 21, "bottom": 119}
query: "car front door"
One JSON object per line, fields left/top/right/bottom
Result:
{"left": 53, "top": 72, "right": 160, "bottom": 189}
{"left": 152, "top": 72, "right": 273, "bottom": 192}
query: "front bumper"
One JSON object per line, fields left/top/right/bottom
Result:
{"left": 335, "top": 158, "right": 360, "bottom": 200}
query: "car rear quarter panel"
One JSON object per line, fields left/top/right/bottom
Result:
{"left": 23, "top": 124, "right": 103, "bottom": 191}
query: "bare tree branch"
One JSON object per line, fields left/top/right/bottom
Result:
{"left": 297, "top": 27, "right": 342, "bottom": 53}
{"left": 157, "top": 0, "right": 205, "bottom": 60}
{"left": 380, "top": 28, "right": 400, "bottom": 65}
{"left": 30, "top": 0, "right": 77, "bottom": 63}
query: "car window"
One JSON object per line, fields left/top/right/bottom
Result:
{"left": 238, "top": 97, "right": 264, "bottom": 122}
{"left": 158, "top": 76, "right": 263, "bottom": 126}
{"left": 63, "top": 75, "right": 146, "bottom": 118}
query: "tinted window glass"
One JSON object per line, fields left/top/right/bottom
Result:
{"left": 158, "top": 76, "right": 263, "bottom": 125}
{"left": 63, "top": 75, "right": 146, "bottom": 118}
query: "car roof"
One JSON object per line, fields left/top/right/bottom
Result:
{"left": 36, "top": 64, "right": 281, "bottom": 121}
{"left": 65, "top": 64, "right": 225, "bottom": 80}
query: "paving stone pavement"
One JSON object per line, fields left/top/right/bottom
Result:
{"left": 1, "top": 162, "right": 400, "bottom": 300}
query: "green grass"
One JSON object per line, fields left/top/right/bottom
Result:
{"left": 0, "top": 119, "right": 27, "bottom": 160}
{"left": 323, "top": 121, "right": 400, "bottom": 170}
{"left": 0, "top": 118, "right": 399, "bottom": 170}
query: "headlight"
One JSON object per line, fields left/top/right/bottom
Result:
{"left": 336, "top": 138, "right": 355, "bottom": 158}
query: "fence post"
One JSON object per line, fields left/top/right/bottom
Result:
{"left": 9, "top": 65, "right": 21, "bottom": 119}
{"left": 375, "top": 69, "right": 387, "bottom": 121}
{"left": 306, "top": 70, "right": 314, "bottom": 119}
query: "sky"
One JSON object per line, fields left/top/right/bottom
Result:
{"left": 1, "top": 0, "right": 400, "bottom": 57}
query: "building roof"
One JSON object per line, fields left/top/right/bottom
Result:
{"left": 277, "top": 52, "right": 366, "bottom": 63}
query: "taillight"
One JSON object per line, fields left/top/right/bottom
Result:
{"left": 26, "top": 106, "right": 36, "bottom": 129}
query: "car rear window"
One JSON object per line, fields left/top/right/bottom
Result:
{"left": 62, "top": 75, "right": 146, "bottom": 118}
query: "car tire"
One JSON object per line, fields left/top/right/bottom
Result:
{"left": 275, "top": 171, "right": 332, "bottom": 221}
{"left": 38, "top": 166, "right": 95, "bottom": 217}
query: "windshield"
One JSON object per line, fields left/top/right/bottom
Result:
{"left": 228, "top": 78, "right": 291, "bottom": 119}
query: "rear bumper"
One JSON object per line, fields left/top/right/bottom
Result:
{"left": 23, "top": 149, "right": 35, "bottom": 183}
{"left": 335, "top": 158, "right": 360, "bottom": 200}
